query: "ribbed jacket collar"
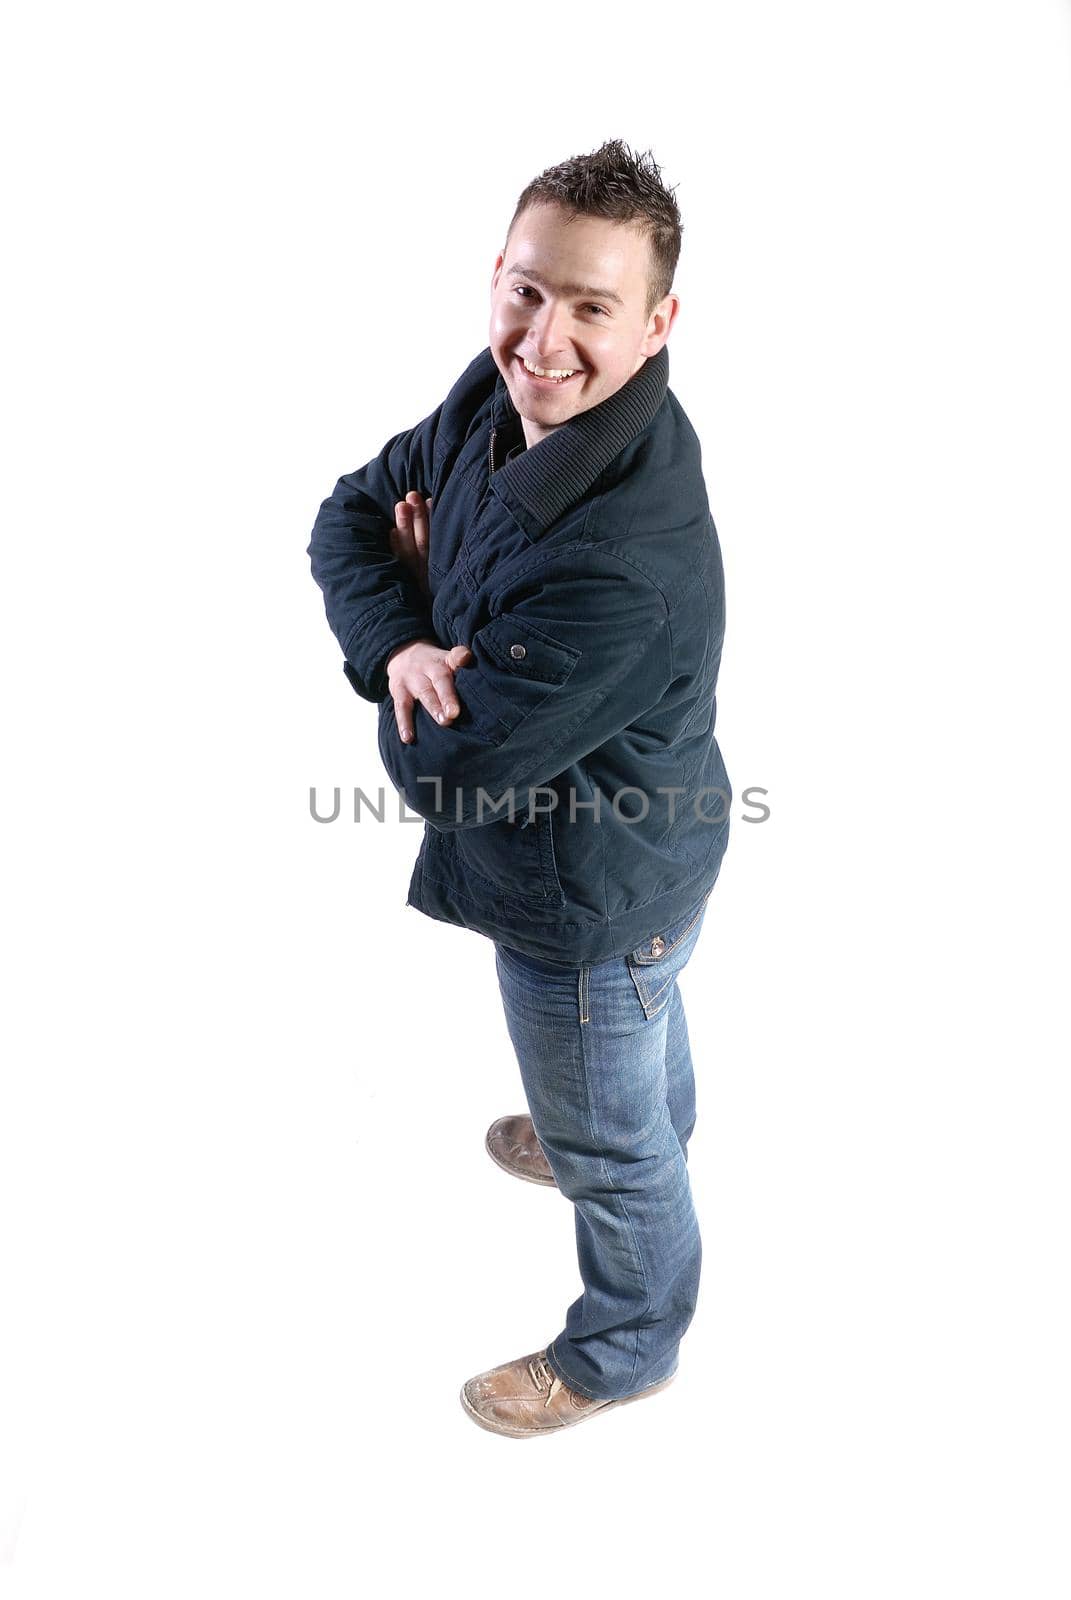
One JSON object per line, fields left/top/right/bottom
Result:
{"left": 487, "top": 344, "right": 669, "bottom": 534}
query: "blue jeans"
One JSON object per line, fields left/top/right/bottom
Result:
{"left": 493, "top": 889, "right": 712, "bottom": 1402}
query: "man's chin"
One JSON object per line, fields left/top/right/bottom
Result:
{"left": 513, "top": 378, "right": 592, "bottom": 411}
{"left": 515, "top": 392, "right": 585, "bottom": 426}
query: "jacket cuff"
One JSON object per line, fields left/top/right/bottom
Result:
{"left": 341, "top": 603, "right": 437, "bottom": 703}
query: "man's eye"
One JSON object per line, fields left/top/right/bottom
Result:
{"left": 513, "top": 286, "right": 608, "bottom": 317}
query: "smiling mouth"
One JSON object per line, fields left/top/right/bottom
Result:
{"left": 515, "top": 354, "right": 584, "bottom": 388}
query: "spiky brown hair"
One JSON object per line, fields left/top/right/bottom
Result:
{"left": 505, "top": 138, "right": 683, "bottom": 322}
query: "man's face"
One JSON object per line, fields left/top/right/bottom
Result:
{"left": 489, "top": 202, "right": 679, "bottom": 447}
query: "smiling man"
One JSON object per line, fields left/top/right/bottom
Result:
{"left": 308, "top": 140, "right": 732, "bottom": 1438}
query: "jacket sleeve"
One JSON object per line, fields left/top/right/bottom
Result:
{"left": 376, "top": 548, "right": 671, "bottom": 830}
{"left": 307, "top": 401, "right": 445, "bottom": 703}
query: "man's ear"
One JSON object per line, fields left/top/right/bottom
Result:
{"left": 642, "top": 293, "right": 680, "bottom": 356}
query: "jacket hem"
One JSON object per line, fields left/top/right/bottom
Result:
{"left": 406, "top": 821, "right": 728, "bottom": 965}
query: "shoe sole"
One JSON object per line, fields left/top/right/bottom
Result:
{"left": 484, "top": 1127, "right": 557, "bottom": 1188}
{"left": 459, "top": 1371, "right": 677, "bottom": 1438}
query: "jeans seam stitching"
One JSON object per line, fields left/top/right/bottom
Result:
{"left": 576, "top": 967, "right": 650, "bottom": 1395}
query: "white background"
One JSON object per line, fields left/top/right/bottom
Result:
{"left": 2, "top": 1, "right": 1069, "bottom": 1595}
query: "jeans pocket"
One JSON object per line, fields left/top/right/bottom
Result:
{"left": 625, "top": 890, "right": 712, "bottom": 1020}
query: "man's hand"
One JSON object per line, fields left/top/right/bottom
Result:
{"left": 386, "top": 639, "right": 474, "bottom": 744}
{"left": 390, "top": 491, "right": 433, "bottom": 601}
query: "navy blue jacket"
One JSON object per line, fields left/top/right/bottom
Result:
{"left": 308, "top": 344, "right": 731, "bottom": 963}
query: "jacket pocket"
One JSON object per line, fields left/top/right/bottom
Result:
{"left": 454, "top": 807, "right": 565, "bottom": 906}
{"left": 625, "top": 890, "right": 712, "bottom": 1020}
{"left": 457, "top": 614, "right": 580, "bottom": 745}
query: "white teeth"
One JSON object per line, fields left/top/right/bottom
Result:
{"left": 522, "top": 357, "right": 576, "bottom": 379}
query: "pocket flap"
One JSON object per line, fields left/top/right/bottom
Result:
{"left": 478, "top": 615, "right": 580, "bottom": 686}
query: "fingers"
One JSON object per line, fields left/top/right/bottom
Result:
{"left": 392, "top": 495, "right": 432, "bottom": 600}
{"left": 392, "top": 681, "right": 459, "bottom": 741}
{"left": 391, "top": 662, "right": 465, "bottom": 741}
{"left": 424, "top": 663, "right": 460, "bottom": 723}
{"left": 387, "top": 627, "right": 471, "bottom": 745}
{"left": 405, "top": 491, "right": 429, "bottom": 568}
{"left": 403, "top": 680, "right": 457, "bottom": 730}
{"left": 392, "top": 683, "right": 415, "bottom": 743}
{"left": 391, "top": 500, "right": 418, "bottom": 568}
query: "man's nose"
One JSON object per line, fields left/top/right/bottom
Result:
{"left": 532, "top": 300, "right": 572, "bottom": 358}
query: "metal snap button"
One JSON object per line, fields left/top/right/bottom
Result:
{"left": 650, "top": 936, "right": 665, "bottom": 957}
{"left": 510, "top": 643, "right": 526, "bottom": 659}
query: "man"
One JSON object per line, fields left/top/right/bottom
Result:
{"left": 308, "top": 139, "right": 731, "bottom": 1438}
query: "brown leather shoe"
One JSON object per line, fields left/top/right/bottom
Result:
{"left": 460, "top": 1349, "right": 676, "bottom": 1438}
{"left": 485, "top": 1113, "right": 557, "bottom": 1187}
